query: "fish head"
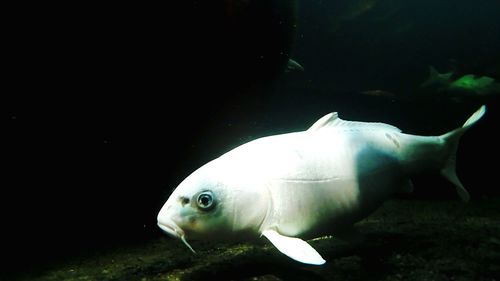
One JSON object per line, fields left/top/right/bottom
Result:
{"left": 157, "top": 161, "right": 237, "bottom": 251}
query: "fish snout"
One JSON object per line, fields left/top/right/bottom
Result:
{"left": 157, "top": 204, "right": 184, "bottom": 238}
{"left": 157, "top": 220, "right": 181, "bottom": 238}
{"left": 157, "top": 215, "right": 185, "bottom": 239}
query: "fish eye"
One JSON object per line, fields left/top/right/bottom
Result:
{"left": 196, "top": 191, "right": 215, "bottom": 211}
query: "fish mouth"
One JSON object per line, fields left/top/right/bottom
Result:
{"left": 157, "top": 219, "right": 196, "bottom": 253}
{"left": 157, "top": 220, "right": 181, "bottom": 238}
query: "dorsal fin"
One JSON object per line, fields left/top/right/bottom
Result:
{"left": 307, "top": 112, "right": 402, "bottom": 132}
{"left": 307, "top": 113, "right": 341, "bottom": 131}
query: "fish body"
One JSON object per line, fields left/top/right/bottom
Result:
{"left": 158, "top": 106, "right": 486, "bottom": 265}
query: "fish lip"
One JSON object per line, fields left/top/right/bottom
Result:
{"left": 157, "top": 219, "right": 185, "bottom": 239}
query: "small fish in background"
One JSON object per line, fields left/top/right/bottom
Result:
{"left": 420, "top": 66, "right": 454, "bottom": 89}
{"left": 157, "top": 105, "right": 486, "bottom": 265}
{"left": 285, "top": 58, "right": 304, "bottom": 73}
{"left": 420, "top": 66, "right": 500, "bottom": 101}
{"left": 360, "top": 89, "right": 397, "bottom": 98}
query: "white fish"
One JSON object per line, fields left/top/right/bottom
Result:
{"left": 157, "top": 106, "right": 486, "bottom": 265}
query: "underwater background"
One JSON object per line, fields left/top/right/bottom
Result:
{"left": 5, "top": 0, "right": 500, "bottom": 280}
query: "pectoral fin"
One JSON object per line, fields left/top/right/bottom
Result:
{"left": 262, "top": 229, "right": 326, "bottom": 265}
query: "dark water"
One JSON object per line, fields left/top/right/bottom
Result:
{"left": 5, "top": 0, "right": 500, "bottom": 280}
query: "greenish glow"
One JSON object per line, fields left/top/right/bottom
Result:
{"left": 451, "top": 74, "right": 495, "bottom": 90}
{"left": 448, "top": 74, "right": 500, "bottom": 96}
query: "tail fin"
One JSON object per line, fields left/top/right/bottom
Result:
{"left": 439, "top": 105, "right": 486, "bottom": 202}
